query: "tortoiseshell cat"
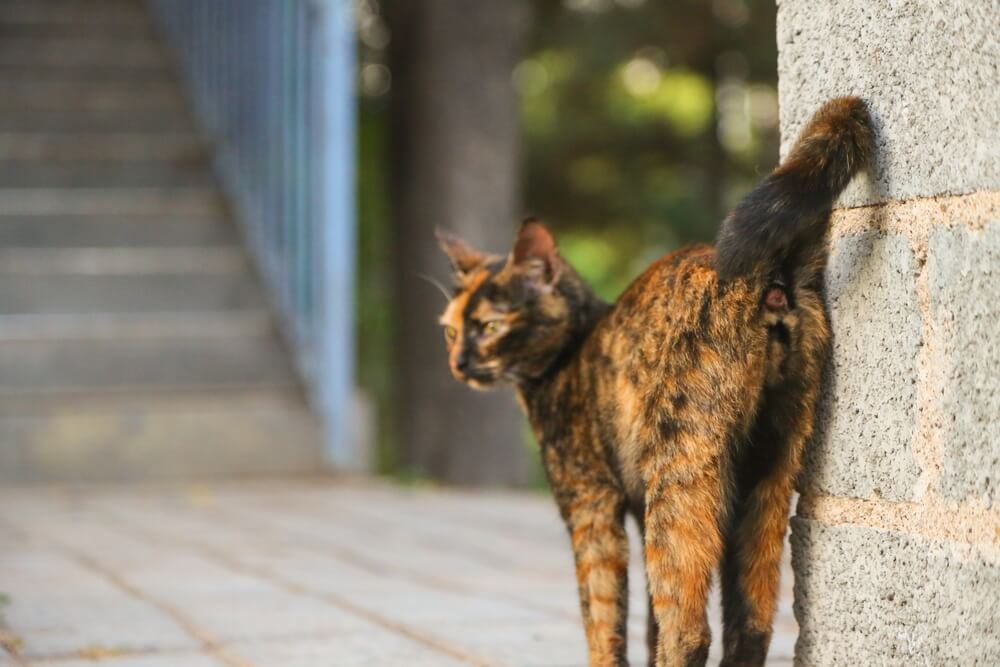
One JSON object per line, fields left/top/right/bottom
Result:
{"left": 436, "top": 97, "right": 873, "bottom": 667}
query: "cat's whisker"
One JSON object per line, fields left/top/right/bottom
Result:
{"left": 417, "top": 272, "right": 452, "bottom": 301}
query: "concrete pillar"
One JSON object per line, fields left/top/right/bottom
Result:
{"left": 777, "top": 1, "right": 1000, "bottom": 664}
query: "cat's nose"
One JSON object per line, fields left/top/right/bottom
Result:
{"left": 455, "top": 352, "right": 470, "bottom": 374}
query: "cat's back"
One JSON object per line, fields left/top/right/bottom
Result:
{"left": 605, "top": 242, "right": 758, "bottom": 332}
{"left": 618, "top": 243, "right": 716, "bottom": 306}
{"left": 588, "top": 241, "right": 768, "bottom": 385}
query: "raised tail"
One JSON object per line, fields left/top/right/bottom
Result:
{"left": 714, "top": 96, "right": 875, "bottom": 281}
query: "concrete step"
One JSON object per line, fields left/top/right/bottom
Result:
{"left": 0, "top": 216, "right": 234, "bottom": 247}
{"left": 0, "top": 389, "right": 323, "bottom": 483}
{"left": 0, "top": 273, "right": 266, "bottom": 315}
{"left": 0, "top": 247, "right": 246, "bottom": 275}
{"left": 0, "top": 14, "right": 155, "bottom": 40}
{"left": 0, "top": 332, "right": 298, "bottom": 395}
{"left": 0, "top": 81, "right": 184, "bottom": 113}
{"left": 0, "top": 310, "right": 272, "bottom": 342}
{"left": 0, "top": 0, "right": 327, "bottom": 483}
{"left": 0, "top": 37, "right": 166, "bottom": 71}
{"left": 0, "top": 110, "right": 194, "bottom": 133}
{"left": 0, "top": 188, "right": 223, "bottom": 216}
{"left": 0, "top": 384, "right": 312, "bottom": 417}
{"left": 0, "top": 133, "right": 207, "bottom": 162}
{"left": 0, "top": 38, "right": 167, "bottom": 69}
{"left": 0, "top": 66, "right": 175, "bottom": 83}
{"left": 0, "top": 24, "right": 155, "bottom": 41}
{"left": 0, "top": 163, "right": 213, "bottom": 188}
{"left": 0, "top": 1, "right": 149, "bottom": 27}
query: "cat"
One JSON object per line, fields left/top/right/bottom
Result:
{"left": 436, "top": 96, "right": 874, "bottom": 667}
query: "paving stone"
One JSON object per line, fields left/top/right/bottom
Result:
{"left": 228, "top": 634, "right": 469, "bottom": 667}
{"left": 0, "top": 481, "right": 799, "bottom": 666}
{"left": 320, "top": 493, "right": 573, "bottom": 573}
{"left": 32, "top": 652, "right": 224, "bottom": 667}
{"left": 12, "top": 510, "right": 374, "bottom": 645}
{"left": 340, "top": 577, "right": 553, "bottom": 627}
{"left": 127, "top": 564, "right": 372, "bottom": 644}
{"left": 0, "top": 547, "right": 197, "bottom": 659}
{"left": 109, "top": 494, "right": 579, "bottom": 627}
{"left": 436, "top": 621, "right": 589, "bottom": 667}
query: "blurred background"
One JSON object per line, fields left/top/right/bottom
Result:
{"left": 0, "top": 0, "right": 780, "bottom": 489}
{"left": 361, "top": 0, "right": 780, "bottom": 486}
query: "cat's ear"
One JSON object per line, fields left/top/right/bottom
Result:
{"left": 510, "top": 217, "right": 560, "bottom": 289}
{"left": 436, "top": 228, "right": 488, "bottom": 280}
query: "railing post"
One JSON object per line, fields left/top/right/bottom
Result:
{"left": 311, "top": 0, "right": 361, "bottom": 470}
{"left": 149, "top": 0, "right": 362, "bottom": 472}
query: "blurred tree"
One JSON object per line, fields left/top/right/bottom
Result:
{"left": 386, "top": 0, "right": 531, "bottom": 485}
{"left": 356, "top": 0, "right": 779, "bottom": 485}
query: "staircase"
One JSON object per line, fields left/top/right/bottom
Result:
{"left": 0, "top": 0, "right": 324, "bottom": 483}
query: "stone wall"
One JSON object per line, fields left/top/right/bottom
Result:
{"left": 777, "top": 0, "right": 1000, "bottom": 664}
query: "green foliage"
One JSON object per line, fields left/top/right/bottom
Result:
{"left": 606, "top": 66, "right": 714, "bottom": 137}
{"left": 559, "top": 230, "right": 637, "bottom": 301}
{"left": 522, "top": 422, "right": 549, "bottom": 490}
{"left": 356, "top": 103, "right": 398, "bottom": 473}
{"left": 521, "top": 0, "right": 780, "bottom": 299}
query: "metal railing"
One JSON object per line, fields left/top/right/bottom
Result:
{"left": 148, "top": 0, "right": 360, "bottom": 469}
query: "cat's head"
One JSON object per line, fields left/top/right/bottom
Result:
{"left": 436, "top": 219, "right": 586, "bottom": 390}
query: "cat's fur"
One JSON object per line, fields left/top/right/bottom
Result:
{"left": 436, "top": 97, "right": 874, "bottom": 667}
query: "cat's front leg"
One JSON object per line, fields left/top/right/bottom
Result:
{"left": 563, "top": 488, "right": 630, "bottom": 667}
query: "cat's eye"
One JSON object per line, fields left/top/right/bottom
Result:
{"left": 482, "top": 320, "right": 504, "bottom": 335}
{"left": 444, "top": 326, "right": 457, "bottom": 343}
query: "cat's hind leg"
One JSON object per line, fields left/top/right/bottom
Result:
{"left": 719, "top": 381, "right": 817, "bottom": 667}
{"left": 643, "top": 451, "right": 726, "bottom": 667}
{"left": 633, "top": 507, "right": 659, "bottom": 667}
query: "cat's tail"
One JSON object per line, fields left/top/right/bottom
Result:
{"left": 714, "top": 96, "right": 875, "bottom": 281}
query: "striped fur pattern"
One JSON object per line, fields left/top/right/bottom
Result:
{"left": 436, "top": 97, "right": 873, "bottom": 666}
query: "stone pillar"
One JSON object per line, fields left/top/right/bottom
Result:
{"left": 777, "top": 1, "right": 1000, "bottom": 664}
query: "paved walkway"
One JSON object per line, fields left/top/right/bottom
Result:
{"left": 0, "top": 480, "right": 795, "bottom": 666}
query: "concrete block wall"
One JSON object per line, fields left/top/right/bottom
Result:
{"left": 777, "top": 0, "right": 1000, "bottom": 664}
